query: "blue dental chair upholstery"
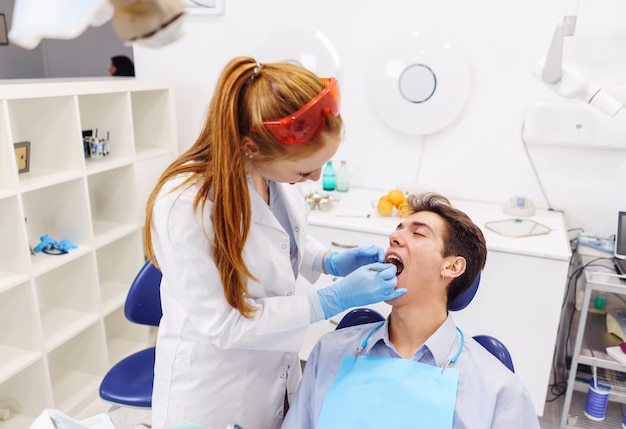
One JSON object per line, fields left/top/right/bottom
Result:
{"left": 99, "top": 260, "right": 163, "bottom": 408}
{"left": 336, "top": 273, "right": 515, "bottom": 373}
{"left": 472, "top": 335, "right": 515, "bottom": 372}
{"left": 336, "top": 307, "right": 385, "bottom": 329}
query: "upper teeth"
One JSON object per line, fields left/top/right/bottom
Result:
{"left": 386, "top": 255, "right": 401, "bottom": 263}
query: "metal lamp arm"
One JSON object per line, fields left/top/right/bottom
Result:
{"left": 541, "top": 15, "right": 577, "bottom": 84}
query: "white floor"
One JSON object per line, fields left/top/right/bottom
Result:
{"left": 539, "top": 396, "right": 562, "bottom": 429}
{"left": 76, "top": 395, "right": 564, "bottom": 429}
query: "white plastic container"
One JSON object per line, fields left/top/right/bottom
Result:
{"left": 336, "top": 160, "right": 350, "bottom": 192}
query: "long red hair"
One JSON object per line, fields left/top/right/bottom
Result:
{"left": 144, "top": 56, "right": 343, "bottom": 318}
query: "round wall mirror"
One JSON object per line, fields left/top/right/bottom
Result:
{"left": 370, "top": 33, "right": 471, "bottom": 135}
{"left": 399, "top": 64, "right": 436, "bottom": 103}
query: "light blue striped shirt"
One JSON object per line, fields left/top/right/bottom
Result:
{"left": 282, "top": 315, "right": 540, "bottom": 429}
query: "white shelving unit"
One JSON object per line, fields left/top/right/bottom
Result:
{"left": 560, "top": 259, "right": 626, "bottom": 428}
{"left": 0, "top": 78, "right": 178, "bottom": 428}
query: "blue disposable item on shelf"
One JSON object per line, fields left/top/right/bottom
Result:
{"left": 33, "top": 234, "right": 77, "bottom": 255}
{"left": 577, "top": 232, "right": 614, "bottom": 255}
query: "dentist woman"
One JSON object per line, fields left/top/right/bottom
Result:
{"left": 144, "top": 56, "right": 405, "bottom": 429}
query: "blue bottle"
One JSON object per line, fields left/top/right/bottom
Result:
{"left": 322, "top": 161, "right": 336, "bottom": 191}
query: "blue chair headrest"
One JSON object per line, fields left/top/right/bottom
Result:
{"left": 447, "top": 272, "right": 480, "bottom": 311}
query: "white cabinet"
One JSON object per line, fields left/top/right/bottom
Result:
{"left": 0, "top": 78, "right": 177, "bottom": 428}
{"left": 297, "top": 187, "right": 571, "bottom": 417}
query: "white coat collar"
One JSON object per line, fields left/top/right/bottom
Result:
{"left": 246, "top": 175, "right": 307, "bottom": 256}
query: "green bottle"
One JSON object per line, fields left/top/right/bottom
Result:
{"left": 322, "top": 161, "right": 336, "bottom": 191}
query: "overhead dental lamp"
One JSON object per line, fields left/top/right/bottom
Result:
{"left": 9, "top": 0, "right": 185, "bottom": 50}
{"left": 535, "top": 0, "right": 623, "bottom": 117}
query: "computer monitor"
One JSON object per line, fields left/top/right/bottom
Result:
{"left": 616, "top": 211, "right": 626, "bottom": 260}
{"left": 615, "top": 211, "right": 626, "bottom": 276}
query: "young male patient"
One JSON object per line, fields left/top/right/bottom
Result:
{"left": 282, "top": 192, "right": 540, "bottom": 429}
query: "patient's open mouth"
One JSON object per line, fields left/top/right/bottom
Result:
{"left": 386, "top": 255, "right": 404, "bottom": 276}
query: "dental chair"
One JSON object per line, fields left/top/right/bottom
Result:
{"left": 336, "top": 273, "right": 515, "bottom": 372}
{"left": 99, "top": 260, "right": 163, "bottom": 408}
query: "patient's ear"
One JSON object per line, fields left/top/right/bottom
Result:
{"left": 443, "top": 256, "right": 466, "bottom": 279}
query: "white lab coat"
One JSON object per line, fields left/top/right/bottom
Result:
{"left": 150, "top": 174, "right": 326, "bottom": 429}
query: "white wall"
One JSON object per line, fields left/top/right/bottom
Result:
{"left": 0, "top": 0, "right": 45, "bottom": 78}
{"left": 134, "top": 0, "right": 626, "bottom": 238}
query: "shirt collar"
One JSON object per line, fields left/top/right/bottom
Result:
{"left": 363, "top": 314, "right": 461, "bottom": 367}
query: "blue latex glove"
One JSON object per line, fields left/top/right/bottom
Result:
{"left": 323, "top": 245, "right": 386, "bottom": 277}
{"left": 317, "top": 263, "right": 407, "bottom": 319}
{"left": 33, "top": 234, "right": 58, "bottom": 253}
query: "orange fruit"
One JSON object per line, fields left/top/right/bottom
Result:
{"left": 377, "top": 196, "right": 394, "bottom": 217}
{"left": 397, "top": 202, "right": 411, "bottom": 218}
{"left": 387, "top": 189, "right": 406, "bottom": 207}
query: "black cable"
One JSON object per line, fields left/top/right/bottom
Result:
{"left": 544, "top": 229, "right": 617, "bottom": 403}
{"left": 520, "top": 122, "right": 554, "bottom": 210}
{"left": 545, "top": 234, "right": 615, "bottom": 403}
{"left": 546, "top": 249, "right": 581, "bottom": 402}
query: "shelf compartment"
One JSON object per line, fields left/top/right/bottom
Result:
{"left": 96, "top": 232, "right": 144, "bottom": 316}
{"left": 0, "top": 197, "right": 30, "bottom": 285}
{"left": 87, "top": 165, "right": 140, "bottom": 249}
{"left": 135, "top": 155, "right": 174, "bottom": 225}
{"left": 0, "top": 101, "right": 18, "bottom": 197}
{"left": 78, "top": 92, "right": 135, "bottom": 174}
{"left": 22, "top": 179, "right": 93, "bottom": 271}
{"left": 105, "top": 307, "right": 152, "bottom": 367}
{"left": 47, "top": 323, "right": 107, "bottom": 415}
{"left": 0, "top": 360, "right": 53, "bottom": 429}
{"left": 0, "top": 282, "right": 43, "bottom": 384}
{"left": 564, "top": 388, "right": 625, "bottom": 428}
{"left": 6, "top": 96, "right": 84, "bottom": 191}
{"left": 0, "top": 272, "right": 29, "bottom": 294}
{"left": 34, "top": 254, "right": 101, "bottom": 352}
{"left": 570, "top": 306, "right": 626, "bottom": 373}
{"left": 131, "top": 89, "right": 176, "bottom": 160}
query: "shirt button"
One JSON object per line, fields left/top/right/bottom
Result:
{"left": 294, "top": 226, "right": 300, "bottom": 232}
{"left": 280, "top": 372, "right": 286, "bottom": 379}
{"left": 282, "top": 243, "right": 287, "bottom": 250}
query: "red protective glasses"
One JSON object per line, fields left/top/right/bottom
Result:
{"left": 262, "top": 77, "right": 341, "bottom": 144}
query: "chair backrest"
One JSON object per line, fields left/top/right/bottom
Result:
{"left": 124, "top": 260, "right": 163, "bottom": 326}
{"left": 335, "top": 308, "right": 385, "bottom": 329}
{"left": 472, "top": 335, "right": 515, "bottom": 372}
{"left": 336, "top": 307, "right": 515, "bottom": 372}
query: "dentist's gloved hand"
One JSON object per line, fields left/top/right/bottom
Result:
{"left": 317, "top": 263, "right": 406, "bottom": 319}
{"left": 323, "top": 245, "right": 386, "bottom": 277}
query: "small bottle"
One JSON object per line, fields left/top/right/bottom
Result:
{"left": 322, "top": 161, "right": 336, "bottom": 191}
{"left": 336, "top": 160, "right": 350, "bottom": 192}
